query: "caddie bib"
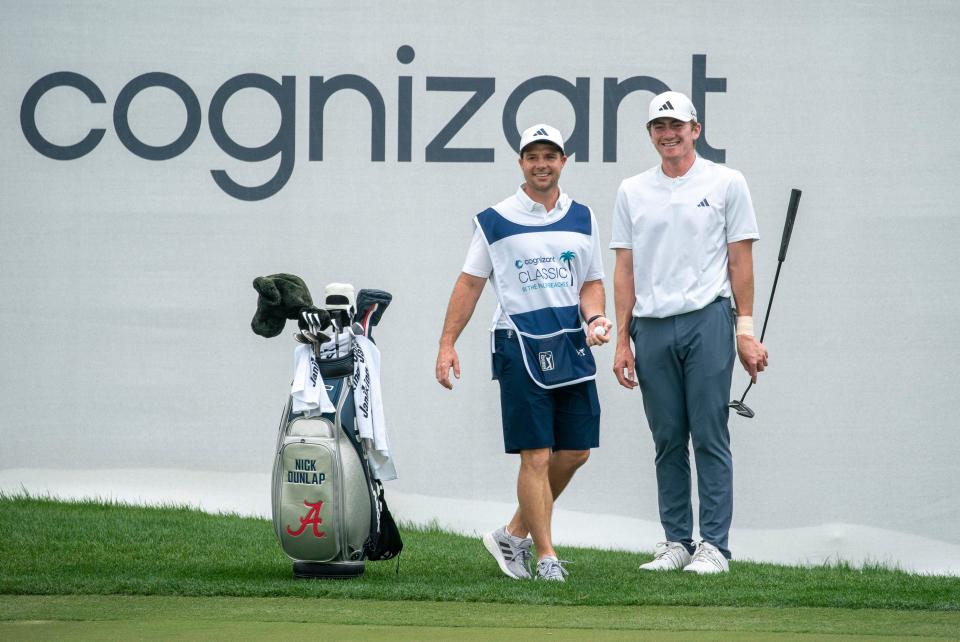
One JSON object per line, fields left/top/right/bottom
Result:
{"left": 475, "top": 201, "right": 596, "bottom": 389}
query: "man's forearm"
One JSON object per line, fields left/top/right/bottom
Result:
{"left": 727, "top": 240, "right": 756, "bottom": 317}
{"left": 579, "top": 279, "right": 606, "bottom": 321}
{"left": 613, "top": 249, "right": 636, "bottom": 346}
{"left": 439, "top": 272, "right": 486, "bottom": 348}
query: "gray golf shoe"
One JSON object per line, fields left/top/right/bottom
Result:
{"left": 482, "top": 527, "right": 533, "bottom": 579}
{"left": 535, "top": 556, "right": 569, "bottom": 582}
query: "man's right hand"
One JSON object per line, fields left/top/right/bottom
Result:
{"left": 613, "top": 343, "right": 638, "bottom": 389}
{"left": 736, "top": 335, "right": 768, "bottom": 384}
{"left": 435, "top": 344, "right": 461, "bottom": 390}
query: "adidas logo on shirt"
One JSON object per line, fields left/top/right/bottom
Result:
{"left": 658, "top": 100, "right": 675, "bottom": 111}
{"left": 697, "top": 198, "right": 710, "bottom": 207}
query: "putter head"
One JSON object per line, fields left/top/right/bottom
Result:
{"left": 728, "top": 400, "right": 755, "bottom": 419}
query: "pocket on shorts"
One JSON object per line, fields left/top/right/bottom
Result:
{"left": 491, "top": 332, "right": 515, "bottom": 380}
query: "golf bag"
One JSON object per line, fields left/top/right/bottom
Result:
{"left": 271, "top": 286, "right": 400, "bottom": 579}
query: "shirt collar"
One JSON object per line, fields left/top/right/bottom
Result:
{"left": 515, "top": 184, "right": 570, "bottom": 216}
{"left": 657, "top": 155, "right": 702, "bottom": 184}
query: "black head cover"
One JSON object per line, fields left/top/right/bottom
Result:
{"left": 354, "top": 289, "right": 393, "bottom": 326}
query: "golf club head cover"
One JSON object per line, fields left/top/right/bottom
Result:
{"left": 251, "top": 273, "right": 314, "bottom": 338}
{"left": 354, "top": 289, "right": 392, "bottom": 326}
{"left": 325, "top": 282, "right": 356, "bottom": 328}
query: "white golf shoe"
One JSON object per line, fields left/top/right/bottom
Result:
{"left": 683, "top": 541, "right": 730, "bottom": 574}
{"left": 639, "top": 541, "right": 692, "bottom": 571}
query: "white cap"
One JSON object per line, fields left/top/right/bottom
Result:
{"left": 519, "top": 123, "right": 565, "bottom": 155}
{"left": 647, "top": 91, "right": 697, "bottom": 124}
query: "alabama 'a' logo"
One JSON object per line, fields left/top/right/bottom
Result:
{"left": 286, "top": 500, "right": 327, "bottom": 538}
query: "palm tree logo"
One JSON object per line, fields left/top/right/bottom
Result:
{"left": 559, "top": 251, "right": 576, "bottom": 286}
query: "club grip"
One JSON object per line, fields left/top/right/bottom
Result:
{"left": 778, "top": 189, "right": 801, "bottom": 262}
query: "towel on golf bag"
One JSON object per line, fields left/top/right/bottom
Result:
{"left": 290, "top": 344, "right": 335, "bottom": 415}
{"left": 352, "top": 334, "right": 396, "bottom": 481}
{"left": 317, "top": 331, "right": 353, "bottom": 359}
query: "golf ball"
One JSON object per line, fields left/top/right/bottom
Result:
{"left": 594, "top": 326, "right": 606, "bottom": 337}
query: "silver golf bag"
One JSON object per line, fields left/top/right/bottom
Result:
{"left": 271, "top": 286, "right": 399, "bottom": 579}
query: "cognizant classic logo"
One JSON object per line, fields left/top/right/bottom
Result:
{"left": 19, "top": 47, "right": 729, "bottom": 201}
{"left": 516, "top": 251, "right": 576, "bottom": 292}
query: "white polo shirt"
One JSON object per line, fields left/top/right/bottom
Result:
{"left": 610, "top": 156, "right": 759, "bottom": 319}
{"left": 463, "top": 185, "right": 604, "bottom": 329}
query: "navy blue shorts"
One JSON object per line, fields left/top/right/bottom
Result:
{"left": 492, "top": 329, "right": 600, "bottom": 454}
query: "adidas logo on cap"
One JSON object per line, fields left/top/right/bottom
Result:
{"left": 647, "top": 91, "right": 697, "bottom": 124}
{"left": 519, "top": 123, "right": 565, "bottom": 155}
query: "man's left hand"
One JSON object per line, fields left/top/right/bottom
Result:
{"left": 737, "top": 335, "right": 768, "bottom": 384}
{"left": 586, "top": 316, "right": 613, "bottom": 347}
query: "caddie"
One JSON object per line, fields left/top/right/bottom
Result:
{"left": 436, "top": 123, "right": 612, "bottom": 582}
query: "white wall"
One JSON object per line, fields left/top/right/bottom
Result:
{"left": 2, "top": 0, "right": 958, "bottom": 571}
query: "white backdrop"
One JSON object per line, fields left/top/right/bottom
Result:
{"left": 2, "top": 0, "right": 959, "bottom": 574}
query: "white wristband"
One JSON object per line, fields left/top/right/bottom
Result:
{"left": 735, "top": 316, "right": 754, "bottom": 337}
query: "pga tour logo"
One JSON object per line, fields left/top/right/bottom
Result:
{"left": 538, "top": 351, "right": 555, "bottom": 372}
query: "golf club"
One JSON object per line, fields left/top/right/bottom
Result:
{"left": 297, "top": 307, "right": 333, "bottom": 359}
{"left": 728, "top": 188, "right": 802, "bottom": 419}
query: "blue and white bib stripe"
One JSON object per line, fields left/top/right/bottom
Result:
{"left": 475, "top": 202, "right": 597, "bottom": 389}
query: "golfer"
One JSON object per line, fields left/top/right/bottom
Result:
{"left": 436, "top": 123, "right": 611, "bottom": 582}
{"left": 610, "top": 91, "right": 767, "bottom": 574}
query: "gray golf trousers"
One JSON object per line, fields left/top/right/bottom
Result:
{"left": 631, "top": 296, "right": 735, "bottom": 559}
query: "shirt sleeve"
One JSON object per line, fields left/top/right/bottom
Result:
{"left": 585, "top": 208, "right": 605, "bottom": 281}
{"left": 609, "top": 181, "right": 634, "bottom": 249}
{"left": 724, "top": 171, "right": 760, "bottom": 243}
{"left": 461, "top": 225, "right": 493, "bottom": 277}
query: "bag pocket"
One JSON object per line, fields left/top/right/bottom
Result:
{"left": 518, "top": 330, "right": 596, "bottom": 387}
{"left": 275, "top": 440, "right": 340, "bottom": 562}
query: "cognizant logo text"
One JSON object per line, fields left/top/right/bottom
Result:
{"left": 19, "top": 47, "right": 728, "bottom": 201}
{"left": 515, "top": 257, "right": 557, "bottom": 268}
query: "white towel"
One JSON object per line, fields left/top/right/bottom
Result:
{"left": 290, "top": 344, "right": 335, "bottom": 415}
{"left": 352, "top": 334, "right": 397, "bottom": 481}
{"left": 317, "top": 331, "right": 353, "bottom": 359}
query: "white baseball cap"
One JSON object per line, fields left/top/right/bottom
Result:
{"left": 647, "top": 91, "right": 698, "bottom": 124}
{"left": 519, "top": 123, "right": 565, "bottom": 155}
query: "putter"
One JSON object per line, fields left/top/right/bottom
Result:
{"left": 728, "top": 188, "right": 802, "bottom": 419}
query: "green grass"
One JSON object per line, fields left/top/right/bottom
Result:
{"left": 2, "top": 495, "right": 960, "bottom": 639}
{"left": 3, "top": 595, "right": 960, "bottom": 640}
{"left": 1, "top": 495, "right": 957, "bottom": 610}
